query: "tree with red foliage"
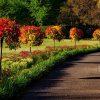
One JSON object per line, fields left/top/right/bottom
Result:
{"left": 70, "top": 27, "right": 84, "bottom": 47}
{"left": 19, "top": 25, "right": 44, "bottom": 53}
{"left": 0, "top": 18, "right": 20, "bottom": 79}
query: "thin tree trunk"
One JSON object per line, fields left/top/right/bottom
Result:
{"left": 75, "top": 40, "right": 77, "bottom": 48}
{"left": 0, "top": 38, "right": 3, "bottom": 80}
{"left": 59, "top": 41, "right": 62, "bottom": 49}
{"left": 99, "top": 40, "right": 100, "bottom": 45}
{"left": 30, "top": 46, "right": 32, "bottom": 53}
{"left": 54, "top": 39, "right": 56, "bottom": 50}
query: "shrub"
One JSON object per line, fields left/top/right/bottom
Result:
{"left": 19, "top": 51, "right": 30, "bottom": 58}
{"left": 2, "top": 57, "right": 33, "bottom": 76}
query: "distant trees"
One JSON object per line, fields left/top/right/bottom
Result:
{"left": 58, "top": 0, "right": 79, "bottom": 26}
{"left": 0, "top": 0, "right": 99, "bottom": 27}
{"left": 70, "top": 0, "right": 100, "bottom": 26}
{"left": 0, "top": 0, "right": 64, "bottom": 25}
{"left": 59, "top": 0, "right": 100, "bottom": 26}
{"left": 29, "top": 0, "right": 48, "bottom": 25}
{"left": 40, "top": 0, "right": 64, "bottom": 25}
{"left": 0, "top": 0, "right": 47, "bottom": 25}
{"left": 0, "top": 0, "right": 31, "bottom": 24}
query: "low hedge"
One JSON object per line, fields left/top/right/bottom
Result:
{"left": 0, "top": 46, "right": 100, "bottom": 100}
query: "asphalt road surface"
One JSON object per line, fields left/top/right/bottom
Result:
{"left": 19, "top": 52, "right": 100, "bottom": 100}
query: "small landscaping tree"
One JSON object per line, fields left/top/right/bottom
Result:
{"left": 93, "top": 29, "right": 100, "bottom": 44}
{"left": 0, "top": 18, "right": 20, "bottom": 79}
{"left": 45, "top": 25, "right": 65, "bottom": 50}
{"left": 19, "top": 25, "right": 44, "bottom": 53}
{"left": 70, "top": 27, "right": 84, "bottom": 47}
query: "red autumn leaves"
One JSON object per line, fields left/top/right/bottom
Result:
{"left": 0, "top": 18, "right": 99, "bottom": 49}
{"left": 19, "top": 25, "right": 44, "bottom": 46}
{"left": 0, "top": 18, "right": 20, "bottom": 48}
{"left": 0, "top": 18, "right": 15, "bottom": 37}
{"left": 0, "top": 18, "right": 44, "bottom": 49}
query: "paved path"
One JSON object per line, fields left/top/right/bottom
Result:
{"left": 19, "top": 52, "right": 100, "bottom": 100}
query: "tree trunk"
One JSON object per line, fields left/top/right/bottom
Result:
{"left": 99, "top": 40, "right": 100, "bottom": 45}
{"left": 75, "top": 40, "right": 77, "bottom": 48}
{"left": 30, "top": 46, "right": 32, "bottom": 53}
{"left": 54, "top": 39, "right": 56, "bottom": 50}
{"left": 0, "top": 38, "right": 3, "bottom": 80}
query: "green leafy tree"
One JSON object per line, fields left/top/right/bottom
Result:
{"left": 29, "top": 0, "right": 48, "bottom": 25}
{"left": 0, "top": 0, "right": 31, "bottom": 24}
{"left": 0, "top": 0, "right": 10, "bottom": 18}
{"left": 40, "top": 0, "right": 64, "bottom": 25}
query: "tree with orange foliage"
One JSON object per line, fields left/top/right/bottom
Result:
{"left": 93, "top": 29, "right": 100, "bottom": 44}
{"left": 45, "top": 25, "right": 65, "bottom": 50}
{"left": 70, "top": 27, "right": 84, "bottom": 47}
{"left": 19, "top": 25, "right": 44, "bottom": 53}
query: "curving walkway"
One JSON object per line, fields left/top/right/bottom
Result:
{"left": 19, "top": 52, "right": 100, "bottom": 100}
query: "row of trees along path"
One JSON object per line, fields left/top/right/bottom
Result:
{"left": 0, "top": 20, "right": 68, "bottom": 80}
{"left": 0, "top": 18, "right": 44, "bottom": 80}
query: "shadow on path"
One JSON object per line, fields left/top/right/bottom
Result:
{"left": 13, "top": 55, "right": 85, "bottom": 100}
{"left": 11, "top": 52, "right": 100, "bottom": 100}
{"left": 80, "top": 77, "right": 100, "bottom": 79}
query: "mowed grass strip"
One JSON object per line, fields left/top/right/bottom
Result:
{"left": 2, "top": 39, "right": 99, "bottom": 56}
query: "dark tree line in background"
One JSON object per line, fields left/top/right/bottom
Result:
{"left": 0, "top": 0, "right": 99, "bottom": 28}
{"left": 0, "top": 0, "right": 64, "bottom": 25}
{"left": 59, "top": 0, "right": 100, "bottom": 38}
{"left": 59, "top": 0, "right": 100, "bottom": 26}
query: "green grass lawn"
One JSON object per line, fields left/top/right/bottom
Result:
{"left": 2, "top": 39, "right": 99, "bottom": 56}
